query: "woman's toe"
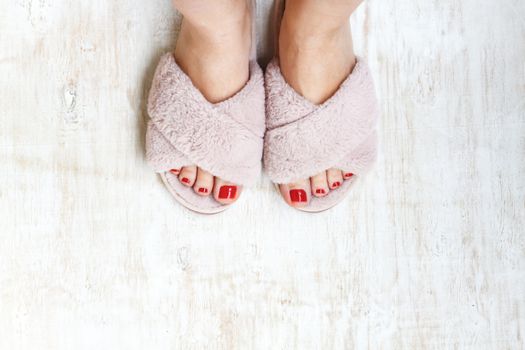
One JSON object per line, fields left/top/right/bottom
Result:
{"left": 193, "top": 167, "right": 214, "bottom": 196}
{"left": 310, "top": 172, "right": 329, "bottom": 197}
{"left": 279, "top": 179, "right": 311, "bottom": 208}
{"left": 327, "top": 168, "right": 344, "bottom": 190}
{"left": 178, "top": 165, "right": 197, "bottom": 187}
{"left": 213, "top": 177, "right": 242, "bottom": 204}
{"left": 343, "top": 171, "right": 355, "bottom": 180}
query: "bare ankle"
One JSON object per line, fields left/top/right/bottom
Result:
{"left": 173, "top": 0, "right": 250, "bottom": 29}
{"left": 173, "top": 8, "right": 251, "bottom": 103}
{"left": 282, "top": 0, "right": 357, "bottom": 37}
{"left": 278, "top": 13, "right": 356, "bottom": 104}
{"left": 176, "top": 18, "right": 251, "bottom": 60}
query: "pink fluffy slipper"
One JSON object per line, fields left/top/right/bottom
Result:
{"left": 145, "top": 54, "right": 265, "bottom": 214}
{"left": 263, "top": 0, "right": 379, "bottom": 213}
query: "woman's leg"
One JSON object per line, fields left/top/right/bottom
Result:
{"left": 277, "top": 0, "right": 364, "bottom": 208}
{"left": 171, "top": 0, "right": 251, "bottom": 203}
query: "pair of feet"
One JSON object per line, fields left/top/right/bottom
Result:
{"left": 171, "top": 0, "right": 359, "bottom": 208}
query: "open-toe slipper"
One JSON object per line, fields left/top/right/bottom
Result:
{"left": 146, "top": 54, "right": 265, "bottom": 214}
{"left": 263, "top": 0, "right": 379, "bottom": 212}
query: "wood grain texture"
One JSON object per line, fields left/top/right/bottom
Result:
{"left": 1, "top": 0, "right": 524, "bottom": 349}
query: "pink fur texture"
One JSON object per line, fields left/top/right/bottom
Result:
{"left": 263, "top": 57, "right": 379, "bottom": 185}
{"left": 146, "top": 53, "right": 265, "bottom": 187}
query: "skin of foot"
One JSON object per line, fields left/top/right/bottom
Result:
{"left": 278, "top": 0, "right": 363, "bottom": 208}
{"left": 170, "top": 0, "right": 252, "bottom": 204}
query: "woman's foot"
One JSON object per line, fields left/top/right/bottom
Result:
{"left": 277, "top": 0, "right": 360, "bottom": 208}
{"left": 170, "top": 0, "right": 251, "bottom": 204}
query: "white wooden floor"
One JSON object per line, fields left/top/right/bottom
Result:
{"left": 1, "top": 0, "right": 524, "bottom": 349}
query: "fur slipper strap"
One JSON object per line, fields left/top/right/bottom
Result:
{"left": 263, "top": 57, "right": 379, "bottom": 184}
{"left": 146, "top": 53, "right": 265, "bottom": 187}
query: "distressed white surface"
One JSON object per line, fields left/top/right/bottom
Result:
{"left": 1, "top": 0, "right": 524, "bottom": 349}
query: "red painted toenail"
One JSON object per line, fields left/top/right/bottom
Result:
{"left": 290, "top": 189, "right": 307, "bottom": 203}
{"left": 332, "top": 182, "right": 341, "bottom": 188}
{"left": 219, "top": 186, "right": 237, "bottom": 199}
{"left": 170, "top": 169, "right": 180, "bottom": 175}
{"left": 344, "top": 173, "right": 354, "bottom": 178}
{"left": 316, "top": 189, "right": 326, "bottom": 195}
{"left": 198, "top": 188, "right": 208, "bottom": 193}
{"left": 181, "top": 177, "right": 190, "bottom": 184}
